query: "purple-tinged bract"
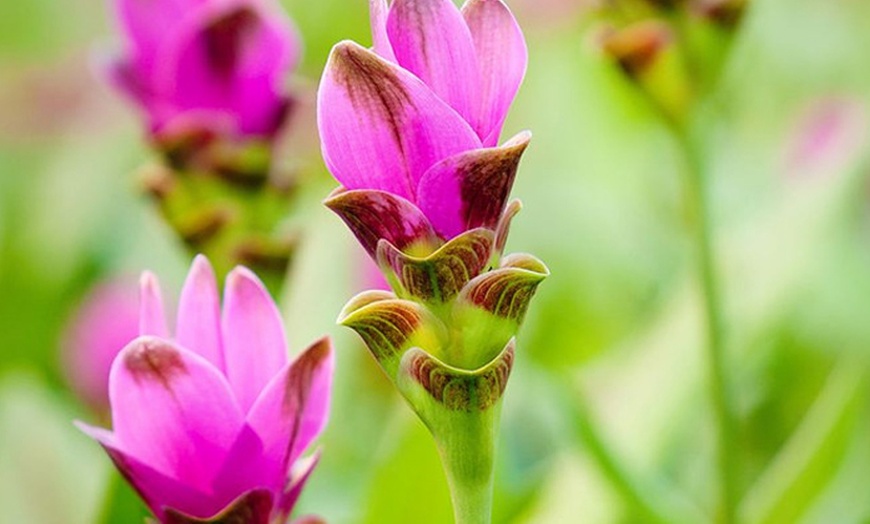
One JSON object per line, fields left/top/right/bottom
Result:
{"left": 78, "top": 256, "right": 333, "bottom": 524}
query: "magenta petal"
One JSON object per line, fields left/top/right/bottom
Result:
{"left": 386, "top": 0, "right": 481, "bottom": 129}
{"left": 246, "top": 338, "right": 334, "bottom": 471}
{"left": 417, "top": 131, "right": 531, "bottom": 239}
{"left": 370, "top": 0, "right": 396, "bottom": 61}
{"left": 75, "top": 424, "right": 223, "bottom": 521}
{"left": 176, "top": 255, "right": 224, "bottom": 372}
{"left": 462, "top": 0, "right": 527, "bottom": 146}
{"left": 317, "top": 41, "right": 481, "bottom": 201}
{"left": 109, "top": 337, "right": 244, "bottom": 495}
{"left": 155, "top": 0, "right": 299, "bottom": 136}
{"left": 324, "top": 187, "right": 441, "bottom": 258}
{"left": 115, "top": 0, "right": 195, "bottom": 61}
{"left": 209, "top": 426, "right": 279, "bottom": 513}
{"left": 222, "top": 267, "right": 289, "bottom": 413}
{"left": 139, "top": 271, "right": 169, "bottom": 338}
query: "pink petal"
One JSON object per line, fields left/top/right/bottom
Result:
{"left": 417, "top": 131, "right": 530, "bottom": 239}
{"left": 109, "top": 337, "right": 244, "bottom": 495}
{"left": 155, "top": 0, "right": 299, "bottom": 136}
{"left": 462, "top": 0, "right": 527, "bottom": 146}
{"left": 176, "top": 255, "right": 224, "bottom": 372}
{"left": 370, "top": 0, "right": 396, "bottom": 61}
{"left": 222, "top": 267, "right": 289, "bottom": 413}
{"left": 139, "top": 271, "right": 169, "bottom": 338}
{"left": 100, "top": 53, "right": 157, "bottom": 116}
{"left": 76, "top": 423, "right": 220, "bottom": 520}
{"left": 115, "top": 0, "right": 200, "bottom": 60}
{"left": 317, "top": 41, "right": 481, "bottom": 201}
{"left": 209, "top": 426, "right": 280, "bottom": 512}
{"left": 246, "top": 338, "right": 334, "bottom": 471}
{"left": 386, "top": 0, "right": 481, "bottom": 130}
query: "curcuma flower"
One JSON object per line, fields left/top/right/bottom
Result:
{"left": 106, "top": 0, "right": 300, "bottom": 141}
{"left": 317, "top": 2, "right": 546, "bottom": 522}
{"left": 77, "top": 256, "right": 333, "bottom": 524}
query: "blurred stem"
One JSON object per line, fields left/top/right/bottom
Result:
{"left": 561, "top": 380, "right": 682, "bottom": 524}
{"left": 673, "top": 122, "right": 737, "bottom": 524}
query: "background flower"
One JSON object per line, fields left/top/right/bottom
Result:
{"left": 106, "top": 0, "right": 301, "bottom": 140}
{"left": 77, "top": 257, "right": 334, "bottom": 523}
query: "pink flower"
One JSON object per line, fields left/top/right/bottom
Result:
{"left": 61, "top": 277, "right": 140, "bottom": 413}
{"left": 106, "top": 0, "right": 301, "bottom": 139}
{"left": 317, "top": 0, "right": 530, "bottom": 247}
{"left": 77, "top": 256, "right": 333, "bottom": 523}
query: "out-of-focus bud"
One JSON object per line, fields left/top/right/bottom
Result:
{"left": 600, "top": 20, "right": 694, "bottom": 123}
{"left": 693, "top": 0, "right": 747, "bottom": 29}
{"left": 784, "top": 98, "right": 868, "bottom": 180}
{"left": 61, "top": 277, "right": 139, "bottom": 414}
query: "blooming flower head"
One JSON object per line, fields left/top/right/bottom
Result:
{"left": 107, "top": 0, "right": 301, "bottom": 140}
{"left": 78, "top": 256, "right": 333, "bottom": 523}
{"left": 318, "top": 0, "right": 530, "bottom": 252}
{"left": 62, "top": 277, "right": 140, "bottom": 413}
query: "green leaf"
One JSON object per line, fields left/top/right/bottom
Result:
{"left": 738, "top": 358, "right": 866, "bottom": 524}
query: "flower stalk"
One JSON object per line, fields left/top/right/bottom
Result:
{"left": 676, "top": 124, "right": 737, "bottom": 524}
{"left": 596, "top": 2, "right": 752, "bottom": 521}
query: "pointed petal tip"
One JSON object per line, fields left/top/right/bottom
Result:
{"left": 115, "top": 336, "right": 188, "bottom": 380}
{"left": 225, "top": 264, "right": 264, "bottom": 288}
{"left": 139, "top": 270, "right": 159, "bottom": 288}
{"left": 74, "top": 420, "right": 115, "bottom": 444}
{"left": 504, "top": 130, "right": 532, "bottom": 148}
{"left": 299, "top": 336, "right": 335, "bottom": 368}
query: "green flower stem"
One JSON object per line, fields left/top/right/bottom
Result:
{"left": 674, "top": 124, "right": 737, "bottom": 524}
{"left": 435, "top": 409, "right": 498, "bottom": 524}
{"left": 396, "top": 346, "right": 517, "bottom": 524}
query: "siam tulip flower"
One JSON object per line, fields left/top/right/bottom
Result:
{"left": 61, "top": 277, "right": 140, "bottom": 414}
{"left": 102, "top": 0, "right": 306, "bottom": 294}
{"left": 317, "top": 3, "right": 547, "bottom": 523}
{"left": 106, "top": 0, "right": 301, "bottom": 143}
{"left": 77, "top": 256, "right": 333, "bottom": 524}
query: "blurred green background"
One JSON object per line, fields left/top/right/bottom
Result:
{"left": 2, "top": 0, "right": 870, "bottom": 522}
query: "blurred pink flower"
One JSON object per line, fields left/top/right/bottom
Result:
{"left": 78, "top": 256, "right": 333, "bottom": 523}
{"left": 785, "top": 97, "right": 868, "bottom": 179}
{"left": 106, "top": 0, "right": 301, "bottom": 140}
{"left": 318, "top": 0, "right": 531, "bottom": 249}
{"left": 62, "top": 278, "right": 139, "bottom": 413}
